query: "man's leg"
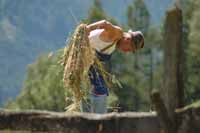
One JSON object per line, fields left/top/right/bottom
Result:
{"left": 90, "top": 94, "right": 107, "bottom": 114}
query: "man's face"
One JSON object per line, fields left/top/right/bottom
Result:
{"left": 117, "top": 33, "right": 136, "bottom": 52}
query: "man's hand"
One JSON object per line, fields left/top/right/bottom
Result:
{"left": 86, "top": 20, "right": 109, "bottom": 32}
{"left": 85, "top": 25, "right": 90, "bottom": 36}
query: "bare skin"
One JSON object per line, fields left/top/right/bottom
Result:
{"left": 117, "top": 32, "right": 136, "bottom": 52}
{"left": 86, "top": 20, "right": 137, "bottom": 52}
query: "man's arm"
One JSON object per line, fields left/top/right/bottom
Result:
{"left": 86, "top": 20, "right": 123, "bottom": 42}
{"left": 86, "top": 20, "right": 108, "bottom": 32}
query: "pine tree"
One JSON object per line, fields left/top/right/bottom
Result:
{"left": 117, "top": 0, "right": 152, "bottom": 111}
{"left": 84, "top": 0, "right": 117, "bottom": 24}
{"left": 126, "top": 0, "right": 150, "bottom": 34}
{"left": 186, "top": 0, "right": 200, "bottom": 103}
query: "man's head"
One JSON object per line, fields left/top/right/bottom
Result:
{"left": 117, "top": 30, "right": 144, "bottom": 52}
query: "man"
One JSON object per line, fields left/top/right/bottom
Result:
{"left": 80, "top": 20, "right": 144, "bottom": 113}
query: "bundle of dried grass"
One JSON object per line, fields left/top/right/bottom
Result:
{"left": 61, "top": 24, "right": 121, "bottom": 112}
{"left": 61, "top": 24, "right": 95, "bottom": 111}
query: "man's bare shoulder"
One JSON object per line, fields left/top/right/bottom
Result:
{"left": 86, "top": 20, "right": 123, "bottom": 42}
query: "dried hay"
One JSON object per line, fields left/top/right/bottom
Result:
{"left": 60, "top": 24, "right": 121, "bottom": 112}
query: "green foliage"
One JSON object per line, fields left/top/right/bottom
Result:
{"left": 118, "top": 0, "right": 151, "bottom": 111}
{"left": 84, "top": 0, "right": 117, "bottom": 24}
{"left": 186, "top": 0, "right": 200, "bottom": 103}
{"left": 109, "top": 0, "right": 163, "bottom": 111}
{"left": 126, "top": 0, "right": 150, "bottom": 34}
{"left": 86, "top": 0, "right": 106, "bottom": 23}
{"left": 6, "top": 50, "right": 68, "bottom": 111}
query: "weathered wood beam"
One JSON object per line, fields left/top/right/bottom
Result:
{"left": 163, "top": 4, "right": 184, "bottom": 119}
{"left": 151, "top": 90, "right": 175, "bottom": 133}
{"left": 162, "top": 5, "right": 183, "bottom": 132}
{"left": 0, "top": 109, "right": 159, "bottom": 133}
{"left": 0, "top": 105, "right": 199, "bottom": 133}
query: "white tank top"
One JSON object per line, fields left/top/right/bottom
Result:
{"left": 88, "top": 29, "right": 116, "bottom": 55}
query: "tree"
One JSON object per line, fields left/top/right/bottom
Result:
{"left": 112, "top": 0, "right": 153, "bottom": 111}
{"left": 84, "top": 0, "right": 117, "bottom": 24}
{"left": 126, "top": 0, "right": 150, "bottom": 34}
{"left": 186, "top": 0, "right": 200, "bottom": 103}
{"left": 86, "top": 0, "right": 105, "bottom": 23}
{"left": 5, "top": 50, "right": 68, "bottom": 111}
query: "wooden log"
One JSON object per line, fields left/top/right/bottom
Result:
{"left": 162, "top": 5, "right": 184, "bottom": 132}
{"left": 0, "top": 106, "right": 200, "bottom": 133}
{"left": 163, "top": 5, "right": 184, "bottom": 120}
{"left": 0, "top": 109, "right": 159, "bottom": 133}
{"left": 151, "top": 90, "right": 175, "bottom": 133}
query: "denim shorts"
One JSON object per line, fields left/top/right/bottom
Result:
{"left": 80, "top": 94, "right": 107, "bottom": 114}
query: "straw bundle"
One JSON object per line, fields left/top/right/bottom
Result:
{"left": 61, "top": 24, "right": 95, "bottom": 111}
{"left": 61, "top": 24, "right": 121, "bottom": 112}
